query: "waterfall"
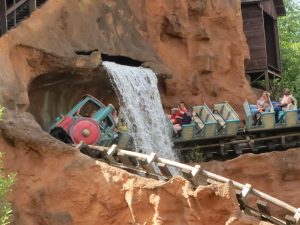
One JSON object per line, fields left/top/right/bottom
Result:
{"left": 103, "top": 61, "right": 177, "bottom": 161}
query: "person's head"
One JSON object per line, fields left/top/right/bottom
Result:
{"left": 264, "top": 100, "right": 270, "bottom": 107}
{"left": 262, "top": 91, "right": 270, "bottom": 99}
{"left": 283, "top": 88, "right": 291, "bottom": 96}
{"left": 171, "top": 108, "right": 178, "bottom": 115}
{"left": 178, "top": 101, "right": 185, "bottom": 109}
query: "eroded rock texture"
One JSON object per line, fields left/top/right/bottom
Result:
{"left": 0, "top": 0, "right": 254, "bottom": 126}
{"left": 0, "top": 111, "right": 270, "bottom": 225}
{"left": 203, "top": 149, "right": 300, "bottom": 218}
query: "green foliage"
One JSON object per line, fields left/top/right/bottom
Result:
{"left": 0, "top": 107, "right": 15, "bottom": 225}
{"left": 278, "top": 0, "right": 300, "bottom": 103}
{"left": 0, "top": 106, "right": 3, "bottom": 119}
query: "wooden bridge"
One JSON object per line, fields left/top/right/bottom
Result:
{"left": 0, "top": 0, "right": 46, "bottom": 35}
{"left": 76, "top": 143, "right": 300, "bottom": 225}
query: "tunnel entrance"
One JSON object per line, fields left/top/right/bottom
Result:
{"left": 27, "top": 70, "right": 118, "bottom": 131}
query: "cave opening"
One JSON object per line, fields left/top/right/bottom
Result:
{"left": 27, "top": 70, "right": 118, "bottom": 131}
{"left": 101, "top": 54, "right": 143, "bottom": 67}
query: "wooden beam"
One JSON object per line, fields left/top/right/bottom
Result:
{"left": 0, "top": 0, "right": 7, "bottom": 35}
{"left": 6, "top": 0, "right": 29, "bottom": 15}
{"left": 257, "top": 200, "right": 271, "bottom": 216}
{"left": 28, "top": 0, "right": 36, "bottom": 14}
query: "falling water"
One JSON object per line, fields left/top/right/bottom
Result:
{"left": 103, "top": 61, "right": 177, "bottom": 161}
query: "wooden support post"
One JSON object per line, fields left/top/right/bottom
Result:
{"left": 0, "top": 0, "right": 7, "bottom": 35}
{"left": 117, "top": 151, "right": 132, "bottom": 165}
{"left": 28, "top": 0, "right": 36, "bottom": 13}
{"left": 240, "top": 183, "right": 252, "bottom": 214}
{"left": 220, "top": 144, "right": 228, "bottom": 156}
{"left": 191, "top": 165, "right": 204, "bottom": 186}
{"left": 106, "top": 144, "right": 118, "bottom": 163}
{"left": 293, "top": 208, "right": 300, "bottom": 224}
{"left": 157, "top": 162, "right": 172, "bottom": 178}
{"left": 285, "top": 215, "right": 297, "bottom": 225}
{"left": 136, "top": 153, "right": 159, "bottom": 180}
{"left": 256, "top": 200, "right": 271, "bottom": 217}
{"left": 265, "top": 70, "right": 270, "bottom": 92}
{"left": 236, "top": 190, "right": 246, "bottom": 211}
{"left": 233, "top": 144, "right": 242, "bottom": 155}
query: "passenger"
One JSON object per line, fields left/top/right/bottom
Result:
{"left": 173, "top": 111, "right": 192, "bottom": 137}
{"left": 168, "top": 108, "right": 179, "bottom": 124}
{"left": 254, "top": 102, "right": 271, "bottom": 125}
{"left": 112, "top": 110, "right": 119, "bottom": 125}
{"left": 177, "top": 101, "right": 188, "bottom": 117}
{"left": 256, "top": 91, "right": 270, "bottom": 112}
{"left": 274, "top": 89, "right": 293, "bottom": 122}
{"left": 253, "top": 91, "right": 270, "bottom": 125}
{"left": 117, "top": 118, "right": 128, "bottom": 132}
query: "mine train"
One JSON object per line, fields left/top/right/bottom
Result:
{"left": 49, "top": 95, "right": 300, "bottom": 162}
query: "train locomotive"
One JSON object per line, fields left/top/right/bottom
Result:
{"left": 49, "top": 95, "right": 131, "bottom": 150}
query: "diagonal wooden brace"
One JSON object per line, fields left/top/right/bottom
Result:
{"left": 191, "top": 165, "right": 203, "bottom": 186}
{"left": 294, "top": 208, "right": 300, "bottom": 224}
{"left": 147, "top": 152, "right": 158, "bottom": 164}
{"left": 106, "top": 144, "right": 118, "bottom": 163}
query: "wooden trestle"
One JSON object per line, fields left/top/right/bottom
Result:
{"left": 75, "top": 143, "right": 300, "bottom": 225}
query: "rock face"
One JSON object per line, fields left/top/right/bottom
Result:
{"left": 0, "top": 0, "right": 255, "bottom": 127}
{"left": 0, "top": 1, "right": 273, "bottom": 224}
{"left": 0, "top": 111, "right": 269, "bottom": 225}
{"left": 203, "top": 149, "right": 300, "bottom": 218}
{"left": 128, "top": 0, "right": 256, "bottom": 112}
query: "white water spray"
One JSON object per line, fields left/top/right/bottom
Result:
{"left": 103, "top": 61, "right": 177, "bottom": 161}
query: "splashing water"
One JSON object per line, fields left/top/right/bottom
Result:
{"left": 103, "top": 61, "right": 177, "bottom": 161}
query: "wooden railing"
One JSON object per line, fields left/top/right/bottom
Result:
{"left": 0, "top": 0, "right": 46, "bottom": 36}
{"left": 76, "top": 143, "right": 300, "bottom": 225}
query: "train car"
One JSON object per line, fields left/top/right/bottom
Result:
{"left": 175, "top": 100, "right": 300, "bottom": 162}
{"left": 49, "top": 95, "right": 300, "bottom": 162}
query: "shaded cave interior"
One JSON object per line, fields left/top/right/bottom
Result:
{"left": 27, "top": 69, "right": 119, "bottom": 131}
{"left": 27, "top": 54, "right": 166, "bottom": 131}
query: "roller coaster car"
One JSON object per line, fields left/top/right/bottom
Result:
{"left": 175, "top": 100, "right": 300, "bottom": 163}
{"left": 49, "top": 95, "right": 130, "bottom": 148}
{"left": 174, "top": 102, "right": 240, "bottom": 143}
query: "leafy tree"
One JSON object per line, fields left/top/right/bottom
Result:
{"left": 278, "top": 0, "right": 300, "bottom": 103}
{"left": 0, "top": 106, "right": 15, "bottom": 225}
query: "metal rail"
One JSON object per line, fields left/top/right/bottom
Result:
{"left": 76, "top": 143, "right": 300, "bottom": 225}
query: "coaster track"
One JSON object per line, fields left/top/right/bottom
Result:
{"left": 76, "top": 143, "right": 300, "bottom": 225}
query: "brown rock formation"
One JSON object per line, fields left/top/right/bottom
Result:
{"left": 129, "top": 0, "right": 256, "bottom": 113}
{"left": 0, "top": 1, "right": 274, "bottom": 224}
{"left": 0, "top": 0, "right": 255, "bottom": 127}
{"left": 203, "top": 149, "right": 300, "bottom": 218}
{"left": 0, "top": 111, "right": 270, "bottom": 225}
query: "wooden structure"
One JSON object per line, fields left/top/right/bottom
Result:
{"left": 77, "top": 143, "right": 300, "bottom": 225}
{"left": 0, "top": 0, "right": 46, "bottom": 36}
{"left": 241, "top": 0, "right": 286, "bottom": 91}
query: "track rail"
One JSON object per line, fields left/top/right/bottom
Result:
{"left": 76, "top": 143, "right": 300, "bottom": 225}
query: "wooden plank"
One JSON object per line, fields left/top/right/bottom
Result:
{"left": 0, "top": 0, "right": 7, "bottom": 35}
{"left": 137, "top": 158, "right": 159, "bottom": 180}
{"left": 260, "top": 1, "right": 277, "bottom": 19}
{"left": 106, "top": 144, "right": 118, "bottom": 163}
{"left": 242, "top": 4, "right": 268, "bottom": 71}
{"left": 28, "top": 0, "right": 36, "bottom": 13}
{"left": 6, "top": 0, "right": 29, "bottom": 15}
{"left": 257, "top": 200, "right": 271, "bottom": 216}
{"left": 285, "top": 215, "right": 297, "bottom": 225}
{"left": 117, "top": 152, "right": 137, "bottom": 167}
{"left": 157, "top": 162, "right": 172, "bottom": 178}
